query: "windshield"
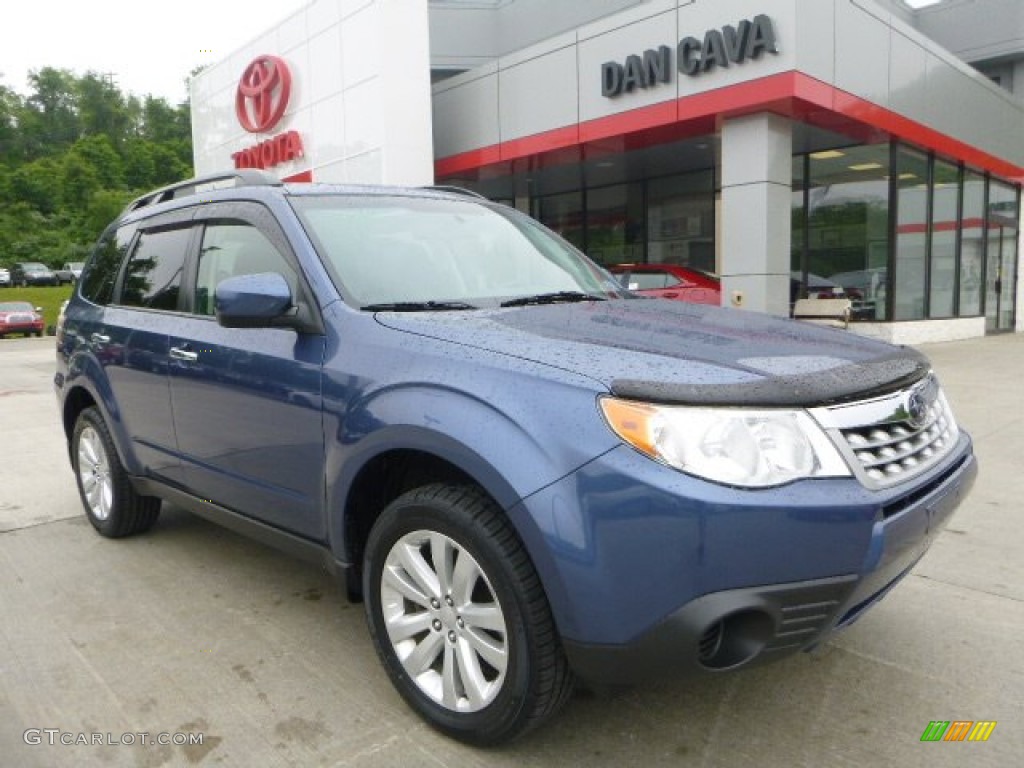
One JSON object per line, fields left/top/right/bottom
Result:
{"left": 0, "top": 302, "right": 33, "bottom": 312}
{"left": 290, "top": 196, "right": 624, "bottom": 308}
{"left": 22, "top": 263, "right": 48, "bottom": 271}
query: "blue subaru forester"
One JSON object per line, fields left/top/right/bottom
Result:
{"left": 55, "top": 171, "right": 976, "bottom": 744}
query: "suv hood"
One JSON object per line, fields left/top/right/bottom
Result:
{"left": 374, "top": 300, "right": 929, "bottom": 407}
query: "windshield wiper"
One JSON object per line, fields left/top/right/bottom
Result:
{"left": 500, "top": 291, "right": 607, "bottom": 308}
{"left": 360, "top": 300, "right": 477, "bottom": 312}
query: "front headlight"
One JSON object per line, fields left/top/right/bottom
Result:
{"left": 599, "top": 397, "right": 850, "bottom": 488}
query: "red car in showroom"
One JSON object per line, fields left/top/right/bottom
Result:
{"left": 0, "top": 301, "right": 45, "bottom": 338}
{"left": 609, "top": 263, "right": 721, "bottom": 305}
{"left": 611, "top": 265, "right": 855, "bottom": 314}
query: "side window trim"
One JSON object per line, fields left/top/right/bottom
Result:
{"left": 188, "top": 201, "right": 323, "bottom": 332}
{"left": 193, "top": 201, "right": 303, "bottom": 277}
{"left": 112, "top": 211, "right": 200, "bottom": 312}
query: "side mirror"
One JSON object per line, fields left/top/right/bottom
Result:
{"left": 215, "top": 272, "right": 294, "bottom": 329}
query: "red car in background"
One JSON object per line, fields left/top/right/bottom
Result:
{"left": 609, "top": 263, "right": 721, "bottom": 305}
{"left": 0, "top": 301, "right": 45, "bottom": 338}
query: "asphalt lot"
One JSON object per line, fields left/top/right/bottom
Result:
{"left": 1, "top": 333, "right": 1022, "bottom": 767}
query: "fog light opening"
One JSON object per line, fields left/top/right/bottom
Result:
{"left": 698, "top": 609, "right": 773, "bottom": 670}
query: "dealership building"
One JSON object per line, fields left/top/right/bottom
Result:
{"left": 191, "top": 0, "right": 1023, "bottom": 342}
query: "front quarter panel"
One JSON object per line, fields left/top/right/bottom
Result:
{"left": 320, "top": 307, "right": 618, "bottom": 562}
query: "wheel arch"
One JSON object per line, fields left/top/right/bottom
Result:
{"left": 332, "top": 428, "right": 530, "bottom": 600}
{"left": 61, "top": 385, "right": 98, "bottom": 443}
{"left": 60, "top": 375, "right": 138, "bottom": 473}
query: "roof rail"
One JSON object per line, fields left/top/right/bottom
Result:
{"left": 420, "top": 184, "right": 488, "bottom": 200}
{"left": 121, "top": 170, "right": 284, "bottom": 215}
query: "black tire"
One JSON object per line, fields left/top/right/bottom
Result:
{"left": 71, "top": 407, "right": 161, "bottom": 538}
{"left": 363, "top": 484, "right": 573, "bottom": 745}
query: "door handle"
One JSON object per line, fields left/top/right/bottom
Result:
{"left": 91, "top": 333, "right": 110, "bottom": 344}
{"left": 169, "top": 346, "right": 199, "bottom": 362}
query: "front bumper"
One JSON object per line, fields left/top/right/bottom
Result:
{"left": 0, "top": 322, "right": 44, "bottom": 335}
{"left": 513, "top": 434, "right": 976, "bottom": 685}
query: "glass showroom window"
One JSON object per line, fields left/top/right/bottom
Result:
{"left": 647, "top": 171, "right": 715, "bottom": 274}
{"left": 929, "top": 159, "right": 960, "bottom": 318}
{"left": 959, "top": 171, "right": 986, "bottom": 317}
{"left": 791, "top": 156, "right": 806, "bottom": 278}
{"left": 985, "top": 179, "right": 1020, "bottom": 332}
{"left": 585, "top": 183, "right": 644, "bottom": 266}
{"left": 893, "top": 148, "right": 930, "bottom": 320}
{"left": 799, "top": 144, "right": 890, "bottom": 319}
{"left": 533, "top": 191, "right": 585, "bottom": 253}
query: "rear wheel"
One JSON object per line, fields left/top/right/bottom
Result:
{"left": 363, "top": 484, "right": 573, "bottom": 745}
{"left": 71, "top": 407, "right": 160, "bottom": 537}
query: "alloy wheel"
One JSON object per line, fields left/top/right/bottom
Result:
{"left": 77, "top": 426, "right": 113, "bottom": 521}
{"left": 380, "top": 530, "right": 508, "bottom": 712}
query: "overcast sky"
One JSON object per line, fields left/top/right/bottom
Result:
{"left": 0, "top": 0, "right": 311, "bottom": 103}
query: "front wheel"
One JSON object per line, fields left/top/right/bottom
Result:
{"left": 363, "top": 484, "right": 573, "bottom": 745}
{"left": 71, "top": 407, "right": 161, "bottom": 537}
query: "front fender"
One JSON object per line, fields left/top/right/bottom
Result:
{"left": 323, "top": 377, "right": 619, "bottom": 568}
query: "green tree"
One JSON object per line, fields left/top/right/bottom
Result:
{"left": 123, "top": 138, "right": 156, "bottom": 189}
{"left": 60, "top": 152, "right": 101, "bottom": 209}
{"left": 149, "top": 143, "right": 190, "bottom": 187}
{"left": 10, "top": 158, "right": 61, "bottom": 214}
{"left": 24, "top": 68, "right": 80, "bottom": 157}
{"left": 83, "top": 189, "right": 132, "bottom": 236}
{"left": 77, "top": 72, "right": 131, "bottom": 141}
{"left": 141, "top": 96, "right": 190, "bottom": 143}
{"left": 0, "top": 82, "right": 24, "bottom": 164}
{"left": 0, "top": 66, "right": 194, "bottom": 269}
{"left": 70, "top": 135, "right": 124, "bottom": 189}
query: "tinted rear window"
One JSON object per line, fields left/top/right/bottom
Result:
{"left": 118, "top": 227, "right": 191, "bottom": 310}
{"left": 81, "top": 225, "right": 137, "bottom": 306}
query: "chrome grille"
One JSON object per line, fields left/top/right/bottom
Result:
{"left": 811, "top": 374, "right": 959, "bottom": 489}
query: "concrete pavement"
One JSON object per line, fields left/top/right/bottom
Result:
{"left": 1, "top": 333, "right": 1021, "bottom": 767}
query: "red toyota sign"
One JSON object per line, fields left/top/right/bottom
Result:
{"left": 236, "top": 55, "right": 292, "bottom": 133}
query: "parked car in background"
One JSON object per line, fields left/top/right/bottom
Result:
{"left": 56, "top": 171, "right": 977, "bottom": 744}
{"left": 11, "top": 262, "right": 58, "bottom": 287}
{"left": 0, "top": 301, "right": 45, "bottom": 337}
{"left": 55, "top": 262, "right": 86, "bottom": 285}
{"left": 0, "top": 267, "right": 10, "bottom": 287}
{"left": 609, "top": 263, "right": 721, "bottom": 305}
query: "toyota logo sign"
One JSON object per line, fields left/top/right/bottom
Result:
{"left": 236, "top": 55, "right": 292, "bottom": 133}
